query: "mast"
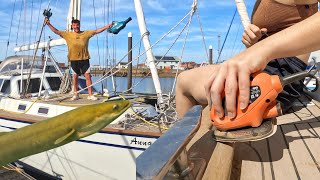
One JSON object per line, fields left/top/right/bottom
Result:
{"left": 134, "top": 0, "right": 163, "bottom": 104}
{"left": 67, "top": 0, "right": 81, "bottom": 31}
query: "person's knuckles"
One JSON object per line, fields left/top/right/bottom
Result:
{"left": 251, "top": 26, "right": 261, "bottom": 35}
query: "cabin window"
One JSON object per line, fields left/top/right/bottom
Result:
{"left": 18, "top": 78, "right": 44, "bottom": 94}
{"left": 1, "top": 80, "right": 11, "bottom": 94}
{"left": 18, "top": 104, "right": 27, "bottom": 111}
{"left": 38, "top": 107, "right": 49, "bottom": 115}
{"left": 46, "top": 77, "right": 61, "bottom": 91}
{"left": 45, "top": 65, "right": 57, "bottom": 73}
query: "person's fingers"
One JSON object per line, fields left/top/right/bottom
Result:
{"left": 261, "top": 28, "right": 268, "bottom": 34}
{"left": 224, "top": 66, "right": 238, "bottom": 119}
{"left": 205, "top": 69, "right": 218, "bottom": 109}
{"left": 241, "top": 37, "right": 252, "bottom": 48}
{"left": 211, "top": 67, "right": 227, "bottom": 118}
{"left": 238, "top": 69, "right": 251, "bottom": 110}
{"left": 250, "top": 25, "right": 261, "bottom": 36}
{"left": 242, "top": 32, "right": 253, "bottom": 47}
{"left": 244, "top": 28, "right": 258, "bottom": 42}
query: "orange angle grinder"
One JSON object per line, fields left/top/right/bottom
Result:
{"left": 210, "top": 71, "right": 317, "bottom": 142}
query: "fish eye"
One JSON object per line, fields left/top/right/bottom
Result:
{"left": 113, "top": 104, "right": 118, "bottom": 109}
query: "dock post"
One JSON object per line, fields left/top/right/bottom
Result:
{"left": 209, "top": 45, "right": 213, "bottom": 64}
{"left": 128, "top": 32, "right": 133, "bottom": 93}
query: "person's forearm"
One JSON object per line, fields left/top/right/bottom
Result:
{"left": 95, "top": 24, "right": 113, "bottom": 34}
{"left": 249, "top": 12, "right": 320, "bottom": 63}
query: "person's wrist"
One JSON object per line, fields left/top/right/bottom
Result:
{"left": 252, "top": 39, "right": 274, "bottom": 64}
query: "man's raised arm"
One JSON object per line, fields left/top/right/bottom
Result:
{"left": 94, "top": 23, "right": 113, "bottom": 35}
{"left": 45, "top": 18, "right": 61, "bottom": 36}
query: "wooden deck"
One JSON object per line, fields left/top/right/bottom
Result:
{"left": 186, "top": 94, "right": 320, "bottom": 180}
{"left": 232, "top": 95, "right": 320, "bottom": 180}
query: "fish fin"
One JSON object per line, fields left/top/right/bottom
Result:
{"left": 78, "top": 122, "right": 101, "bottom": 138}
{"left": 77, "top": 128, "right": 97, "bottom": 138}
{"left": 55, "top": 129, "right": 76, "bottom": 145}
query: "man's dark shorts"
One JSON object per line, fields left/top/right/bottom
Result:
{"left": 71, "top": 59, "right": 90, "bottom": 76}
{"left": 263, "top": 57, "right": 307, "bottom": 113}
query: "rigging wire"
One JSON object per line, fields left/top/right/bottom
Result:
{"left": 196, "top": 11, "right": 209, "bottom": 60}
{"left": 103, "top": 0, "right": 106, "bottom": 70}
{"left": 106, "top": 0, "right": 111, "bottom": 70}
{"left": 105, "top": 0, "right": 111, "bottom": 89}
{"left": 133, "top": 32, "right": 147, "bottom": 84}
{"left": 171, "top": 10, "right": 195, "bottom": 94}
{"left": 216, "top": 8, "right": 237, "bottom": 64}
{"left": 92, "top": 0, "right": 101, "bottom": 66}
{"left": 112, "top": 0, "right": 117, "bottom": 93}
{"left": 35, "top": 0, "right": 43, "bottom": 42}
{"left": 220, "top": 16, "right": 241, "bottom": 62}
{"left": 87, "top": 9, "right": 194, "bottom": 93}
{"left": 5, "top": 0, "right": 17, "bottom": 59}
{"left": 15, "top": 0, "right": 23, "bottom": 47}
{"left": 99, "top": 0, "right": 107, "bottom": 93}
{"left": 23, "top": 1, "right": 51, "bottom": 97}
{"left": 230, "top": 20, "right": 242, "bottom": 57}
{"left": 59, "top": 147, "right": 79, "bottom": 179}
{"left": 23, "top": 0, "right": 26, "bottom": 55}
{"left": 28, "top": 0, "right": 34, "bottom": 58}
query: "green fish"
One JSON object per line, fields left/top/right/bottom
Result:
{"left": 0, "top": 99, "right": 131, "bottom": 166}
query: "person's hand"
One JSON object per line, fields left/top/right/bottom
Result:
{"left": 204, "top": 48, "right": 269, "bottom": 119}
{"left": 44, "top": 18, "right": 50, "bottom": 25}
{"left": 242, "top": 24, "right": 267, "bottom": 48}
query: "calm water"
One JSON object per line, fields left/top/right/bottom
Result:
{"left": 92, "top": 76, "right": 176, "bottom": 94}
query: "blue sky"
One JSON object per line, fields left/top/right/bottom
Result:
{"left": 0, "top": 0, "right": 256, "bottom": 66}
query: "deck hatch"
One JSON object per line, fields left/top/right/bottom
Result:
{"left": 38, "top": 107, "right": 49, "bottom": 115}
{"left": 18, "top": 104, "right": 27, "bottom": 111}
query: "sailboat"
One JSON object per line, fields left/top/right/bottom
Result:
{"left": 0, "top": 0, "right": 178, "bottom": 179}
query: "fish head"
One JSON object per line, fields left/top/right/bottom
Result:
{"left": 77, "top": 100, "right": 131, "bottom": 137}
{"left": 102, "top": 99, "right": 131, "bottom": 117}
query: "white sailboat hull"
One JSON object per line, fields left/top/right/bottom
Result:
{"left": 0, "top": 116, "right": 158, "bottom": 180}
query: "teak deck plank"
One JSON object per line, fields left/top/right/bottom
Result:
{"left": 233, "top": 97, "right": 320, "bottom": 180}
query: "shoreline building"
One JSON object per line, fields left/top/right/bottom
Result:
{"left": 145, "top": 56, "right": 183, "bottom": 70}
